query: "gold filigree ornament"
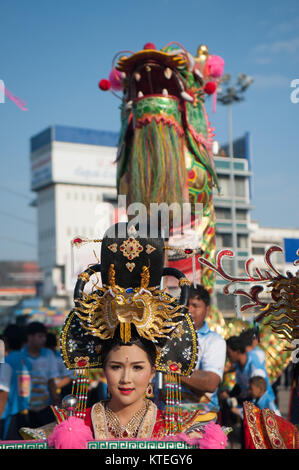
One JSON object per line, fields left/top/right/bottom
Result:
{"left": 145, "top": 244, "right": 156, "bottom": 254}
{"left": 78, "top": 272, "right": 91, "bottom": 283}
{"left": 119, "top": 237, "right": 144, "bottom": 260}
{"left": 126, "top": 262, "right": 136, "bottom": 272}
{"left": 75, "top": 285, "right": 183, "bottom": 344}
{"left": 108, "top": 243, "right": 118, "bottom": 253}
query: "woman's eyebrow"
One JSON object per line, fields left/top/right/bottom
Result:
{"left": 108, "top": 360, "right": 146, "bottom": 364}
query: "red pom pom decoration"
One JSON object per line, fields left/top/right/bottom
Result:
{"left": 204, "top": 81, "right": 217, "bottom": 95}
{"left": 98, "top": 79, "right": 111, "bottom": 91}
{"left": 143, "top": 42, "right": 156, "bottom": 50}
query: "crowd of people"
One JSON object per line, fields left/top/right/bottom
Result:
{"left": 0, "top": 284, "right": 294, "bottom": 446}
{"left": 0, "top": 322, "right": 73, "bottom": 440}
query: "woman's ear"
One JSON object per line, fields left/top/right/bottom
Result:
{"left": 150, "top": 367, "right": 157, "bottom": 383}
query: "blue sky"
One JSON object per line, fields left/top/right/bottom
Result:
{"left": 0, "top": 0, "right": 298, "bottom": 261}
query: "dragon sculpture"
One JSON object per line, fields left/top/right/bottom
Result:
{"left": 199, "top": 246, "right": 299, "bottom": 386}
{"left": 99, "top": 42, "right": 225, "bottom": 293}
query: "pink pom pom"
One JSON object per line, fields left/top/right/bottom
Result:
{"left": 109, "top": 68, "right": 123, "bottom": 91}
{"left": 163, "top": 422, "right": 227, "bottom": 449}
{"left": 197, "top": 422, "right": 227, "bottom": 449}
{"left": 48, "top": 417, "right": 93, "bottom": 449}
{"left": 205, "top": 55, "right": 225, "bottom": 78}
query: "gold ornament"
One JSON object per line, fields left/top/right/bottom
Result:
{"left": 104, "top": 400, "right": 149, "bottom": 438}
{"left": 108, "top": 243, "right": 118, "bottom": 253}
{"left": 145, "top": 244, "right": 156, "bottom": 254}
{"left": 75, "top": 285, "right": 182, "bottom": 344}
{"left": 126, "top": 262, "right": 136, "bottom": 272}
{"left": 78, "top": 272, "right": 90, "bottom": 283}
{"left": 120, "top": 237, "right": 144, "bottom": 260}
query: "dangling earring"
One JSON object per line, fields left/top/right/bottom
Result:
{"left": 145, "top": 383, "right": 154, "bottom": 399}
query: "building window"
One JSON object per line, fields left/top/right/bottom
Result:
{"left": 252, "top": 246, "right": 265, "bottom": 255}
{"left": 237, "top": 234, "right": 248, "bottom": 248}
{"left": 216, "top": 208, "right": 231, "bottom": 220}
{"left": 216, "top": 233, "right": 232, "bottom": 248}
{"left": 235, "top": 177, "right": 246, "bottom": 198}
{"left": 236, "top": 209, "right": 247, "bottom": 220}
{"left": 218, "top": 176, "right": 231, "bottom": 197}
{"left": 216, "top": 293, "right": 235, "bottom": 312}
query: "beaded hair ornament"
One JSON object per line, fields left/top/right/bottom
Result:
{"left": 61, "top": 222, "right": 199, "bottom": 434}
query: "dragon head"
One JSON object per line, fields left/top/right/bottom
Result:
{"left": 99, "top": 42, "right": 224, "bottom": 215}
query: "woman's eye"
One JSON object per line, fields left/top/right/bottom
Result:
{"left": 133, "top": 365, "right": 143, "bottom": 370}
{"left": 110, "top": 365, "right": 121, "bottom": 370}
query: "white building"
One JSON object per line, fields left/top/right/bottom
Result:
{"left": 213, "top": 133, "right": 254, "bottom": 315}
{"left": 30, "top": 125, "right": 121, "bottom": 307}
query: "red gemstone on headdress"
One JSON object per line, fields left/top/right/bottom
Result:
{"left": 185, "top": 249, "right": 193, "bottom": 254}
{"left": 77, "top": 359, "right": 87, "bottom": 367}
{"left": 169, "top": 363, "right": 179, "bottom": 372}
{"left": 73, "top": 238, "right": 83, "bottom": 244}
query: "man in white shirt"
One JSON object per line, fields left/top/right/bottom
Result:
{"left": 180, "top": 285, "right": 227, "bottom": 413}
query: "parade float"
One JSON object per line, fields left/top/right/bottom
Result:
{"left": 1, "top": 42, "right": 297, "bottom": 450}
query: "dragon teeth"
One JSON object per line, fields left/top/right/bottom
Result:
{"left": 164, "top": 67, "right": 173, "bottom": 79}
{"left": 134, "top": 72, "right": 141, "bottom": 82}
{"left": 180, "top": 91, "right": 194, "bottom": 102}
{"left": 138, "top": 91, "right": 144, "bottom": 98}
{"left": 162, "top": 89, "right": 168, "bottom": 96}
{"left": 125, "top": 100, "right": 133, "bottom": 110}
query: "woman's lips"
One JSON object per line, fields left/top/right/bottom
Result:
{"left": 119, "top": 388, "right": 134, "bottom": 395}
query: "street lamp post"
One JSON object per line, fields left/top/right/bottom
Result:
{"left": 217, "top": 74, "right": 253, "bottom": 318}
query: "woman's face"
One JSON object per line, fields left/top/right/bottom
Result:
{"left": 104, "top": 344, "right": 156, "bottom": 407}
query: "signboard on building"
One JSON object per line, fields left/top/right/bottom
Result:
{"left": 30, "top": 125, "right": 118, "bottom": 190}
{"left": 283, "top": 238, "right": 299, "bottom": 264}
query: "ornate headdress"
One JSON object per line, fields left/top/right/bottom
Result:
{"left": 60, "top": 222, "right": 198, "bottom": 433}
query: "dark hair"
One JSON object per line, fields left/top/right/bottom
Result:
{"left": 46, "top": 332, "right": 57, "bottom": 349}
{"left": 26, "top": 321, "right": 47, "bottom": 337}
{"left": 3, "top": 324, "right": 25, "bottom": 350}
{"left": 249, "top": 376, "right": 266, "bottom": 392}
{"left": 101, "top": 334, "right": 157, "bottom": 369}
{"left": 240, "top": 328, "right": 258, "bottom": 347}
{"left": 189, "top": 284, "right": 210, "bottom": 307}
{"left": 226, "top": 335, "right": 246, "bottom": 354}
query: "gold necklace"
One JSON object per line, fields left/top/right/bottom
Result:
{"left": 104, "top": 400, "right": 149, "bottom": 439}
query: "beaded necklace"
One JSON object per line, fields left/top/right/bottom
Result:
{"left": 104, "top": 400, "right": 149, "bottom": 438}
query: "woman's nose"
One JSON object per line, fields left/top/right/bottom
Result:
{"left": 120, "top": 367, "right": 131, "bottom": 383}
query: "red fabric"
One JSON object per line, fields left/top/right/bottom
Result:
{"left": 243, "top": 402, "right": 298, "bottom": 449}
{"left": 84, "top": 407, "right": 93, "bottom": 437}
{"left": 243, "top": 414, "right": 255, "bottom": 449}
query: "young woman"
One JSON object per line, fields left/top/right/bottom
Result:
{"left": 20, "top": 223, "right": 229, "bottom": 448}
{"left": 84, "top": 335, "right": 220, "bottom": 440}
